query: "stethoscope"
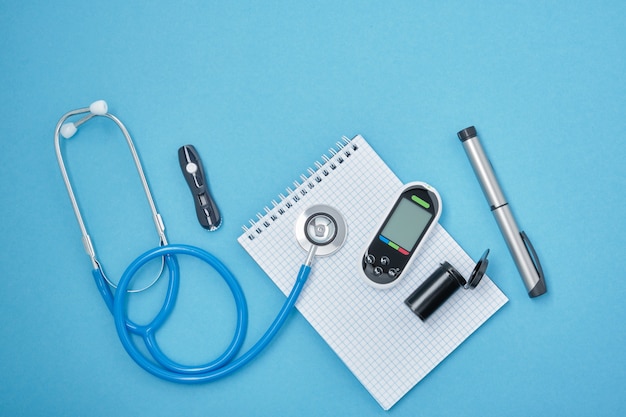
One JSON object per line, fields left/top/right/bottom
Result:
{"left": 54, "top": 100, "right": 347, "bottom": 383}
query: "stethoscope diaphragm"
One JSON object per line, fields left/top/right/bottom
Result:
{"left": 295, "top": 204, "right": 347, "bottom": 257}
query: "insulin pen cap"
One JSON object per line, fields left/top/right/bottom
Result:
{"left": 457, "top": 126, "right": 477, "bottom": 142}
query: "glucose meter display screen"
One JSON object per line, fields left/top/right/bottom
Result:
{"left": 380, "top": 197, "right": 432, "bottom": 251}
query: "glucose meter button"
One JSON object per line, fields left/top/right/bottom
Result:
{"left": 365, "top": 254, "right": 375, "bottom": 264}
{"left": 373, "top": 266, "right": 383, "bottom": 276}
{"left": 388, "top": 268, "right": 399, "bottom": 278}
{"left": 381, "top": 256, "right": 390, "bottom": 266}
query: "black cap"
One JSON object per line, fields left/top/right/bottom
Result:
{"left": 457, "top": 126, "right": 477, "bottom": 142}
{"left": 466, "top": 249, "right": 490, "bottom": 289}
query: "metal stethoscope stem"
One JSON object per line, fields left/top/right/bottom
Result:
{"left": 54, "top": 103, "right": 166, "bottom": 292}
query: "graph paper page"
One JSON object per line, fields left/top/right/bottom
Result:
{"left": 238, "top": 135, "right": 508, "bottom": 410}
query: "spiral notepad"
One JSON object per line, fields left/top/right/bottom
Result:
{"left": 238, "top": 135, "right": 508, "bottom": 410}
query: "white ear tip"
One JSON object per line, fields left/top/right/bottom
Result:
{"left": 89, "top": 100, "right": 108, "bottom": 115}
{"left": 60, "top": 123, "right": 77, "bottom": 139}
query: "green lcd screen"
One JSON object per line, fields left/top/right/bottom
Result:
{"left": 380, "top": 197, "right": 433, "bottom": 251}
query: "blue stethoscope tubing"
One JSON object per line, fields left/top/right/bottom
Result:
{"left": 54, "top": 101, "right": 314, "bottom": 383}
{"left": 95, "top": 244, "right": 312, "bottom": 383}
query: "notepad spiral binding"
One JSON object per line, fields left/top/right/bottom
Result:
{"left": 242, "top": 136, "right": 359, "bottom": 240}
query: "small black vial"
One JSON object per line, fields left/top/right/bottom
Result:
{"left": 405, "top": 262, "right": 466, "bottom": 321}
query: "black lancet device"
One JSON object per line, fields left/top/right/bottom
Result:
{"left": 178, "top": 144, "right": 222, "bottom": 231}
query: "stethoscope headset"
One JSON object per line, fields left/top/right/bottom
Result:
{"left": 54, "top": 100, "right": 347, "bottom": 383}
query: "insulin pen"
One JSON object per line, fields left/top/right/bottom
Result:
{"left": 457, "top": 126, "right": 547, "bottom": 298}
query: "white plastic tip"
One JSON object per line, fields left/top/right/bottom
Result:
{"left": 60, "top": 123, "right": 78, "bottom": 139}
{"left": 89, "top": 100, "right": 108, "bottom": 116}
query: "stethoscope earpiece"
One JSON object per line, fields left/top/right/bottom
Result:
{"left": 89, "top": 99, "right": 108, "bottom": 115}
{"left": 59, "top": 100, "right": 109, "bottom": 139}
{"left": 60, "top": 122, "right": 78, "bottom": 139}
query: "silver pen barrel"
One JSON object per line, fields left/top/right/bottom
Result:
{"left": 492, "top": 204, "right": 545, "bottom": 296}
{"left": 460, "top": 133, "right": 507, "bottom": 209}
{"left": 458, "top": 126, "right": 547, "bottom": 297}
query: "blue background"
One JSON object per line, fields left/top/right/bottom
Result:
{"left": 1, "top": 1, "right": 624, "bottom": 416}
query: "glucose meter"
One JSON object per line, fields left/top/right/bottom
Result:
{"left": 361, "top": 182, "right": 441, "bottom": 289}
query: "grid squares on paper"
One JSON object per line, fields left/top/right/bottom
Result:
{"left": 238, "top": 135, "right": 508, "bottom": 410}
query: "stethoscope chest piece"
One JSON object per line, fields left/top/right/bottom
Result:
{"left": 295, "top": 204, "right": 347, "bottom": 257}
{"left": 55, "top": 100, "right": 345, "bottom": 384}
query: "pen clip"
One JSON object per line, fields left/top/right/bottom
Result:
{"left": 520, "top": 231, "right": 545, "bottom": 281}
